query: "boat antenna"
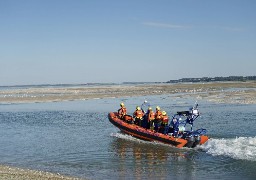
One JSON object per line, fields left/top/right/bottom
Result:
{"left": 141, "top": 100, "right": 150, "bottom": 113}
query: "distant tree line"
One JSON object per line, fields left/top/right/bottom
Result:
{"left": 167, "top": 76, "right": 256, "bottom": 83}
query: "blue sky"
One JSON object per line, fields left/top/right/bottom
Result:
{"left": 0, "top": 0, "right": 255, "bottom": 85}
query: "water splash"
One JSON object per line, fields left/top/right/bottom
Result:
{"left": 110, "top": 132, "right": 144, "bottom": 143}
{"left": 199, "top": 137, "right": 256, "bottom": 161}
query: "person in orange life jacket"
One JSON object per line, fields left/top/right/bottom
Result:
{"left": 161, "top": 111, "right": 169, "bottom": 135}
{"left": 154, "top": 106, "right": 162, "bottom": 131}
{"left": 133, "top": 106, "right": 144, "bottom": 126}
{"left": 147, "top": 107, "right": 155, "bottom": 131}
{"left": 118, "top": 102, "right": 127, "bottom": 120}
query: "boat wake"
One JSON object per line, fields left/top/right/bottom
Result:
{"left": 198, "top": 136, "right": 256, "bottom": 161}
{"left": 111, "top": 132, "right": 209, "bottom": 152}
{"left": 111, "top": 133, "right": 256, "bottom": 161}
{"left": 110, "top": 132, "right": 146, "bottom": 143}
{"left": 110, "top": 132, "right": 181, "bottom": 148}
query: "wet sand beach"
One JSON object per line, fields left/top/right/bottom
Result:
{"left": 0, "top": 81, "right": 255, "bottom": 179}
{"left": 0, "top": 165, "right": 83, "bottom": 180}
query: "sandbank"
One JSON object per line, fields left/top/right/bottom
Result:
{"left": 0, "top": 81, "right": 255, "bottom": 104}
{"left": 0, "top": 165, "right": 84, "bottom": 180}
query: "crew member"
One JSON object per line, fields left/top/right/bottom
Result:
{"left": 161, "top": 111, "right": 169, "bottom": 135}
{"left": 170, "top": 117, "right": 180, "bottom": 137}
{"left": 118, "top": 102, "right": 127, "bottom": 120}
{"left": 147, "top": 107, "right": 155, "bottom": 131}
{"left": 133, "top": 106, "right": 144, "bottom": 126}
{"left": 154, "top": 106, "right": 162, "bottom": 131}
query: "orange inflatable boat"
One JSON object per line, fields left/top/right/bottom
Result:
{"left": 108, "top": 112, "right": 209, "bottom": 148}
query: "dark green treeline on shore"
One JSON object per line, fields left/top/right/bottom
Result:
{"left": 167, "top": 76, "right": 256, "bottom": 83}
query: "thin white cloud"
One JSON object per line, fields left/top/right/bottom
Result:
{"left": 143, "top": 21, "right": 246, "bottom": 32}
{"left": 142, "top": 22, "right": 191, "bottom": 29}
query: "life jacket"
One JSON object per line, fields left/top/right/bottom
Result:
{"left": 118, "top": 107, "right": 127, "bottom": 117}
{"left": 133, "top": 110, "right": 144, "bottom": 119}
{"left": 155, "top": 110, "right": 162, "bottom": 120}
{"left": 148, "top": 111, "right": 155, "bottom": 122}
{"left": 162, "top": 115, "right": 169, "bottom": 124}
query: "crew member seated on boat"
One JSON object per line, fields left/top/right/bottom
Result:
{"left": 147, "top": 107, "right": 155, "bottom": 131}
{"left": 118, "top": 102, "right": 127, "bottom": 120}
{"left": 161, "top": 111, "right": 169, "bottom": 135}
{"left": 154, "top": 106, "right": 162, "bottom": 131}
{"left": 133, "top": 106, "right": 144, "bottom": 127}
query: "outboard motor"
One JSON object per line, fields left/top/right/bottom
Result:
{"left": 192, "top": 128, "right": 207, "bottom": 147}
{"left": 185, "top": 134, "right": 195, "bottom": 148}
{"left": 192, "top": 135, "right": 201, "bottom": 147}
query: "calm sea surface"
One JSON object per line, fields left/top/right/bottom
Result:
{"left": 0, "top": 92, "right": 256, "bottom": 180}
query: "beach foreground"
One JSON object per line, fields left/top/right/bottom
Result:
{"left": 0, "top": 165, "right": 83, "bottom": 180}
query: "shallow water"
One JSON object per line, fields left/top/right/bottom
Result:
{"left": 0, "top": 95, "right": 256, "bottom": 180}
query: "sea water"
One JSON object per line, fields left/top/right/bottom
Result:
{"left": 0, "top": 93, "right": 256, "bottom": 180}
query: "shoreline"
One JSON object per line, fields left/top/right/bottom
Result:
{"left": 0, "top": 165, "right": 84, "bottom": 180}
{"left": 0, "top": 82, "right": 256, "bottom": 104}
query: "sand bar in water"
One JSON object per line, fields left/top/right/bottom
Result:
{"left": 0, "top": 82, "right": 255, "bottom": 104}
